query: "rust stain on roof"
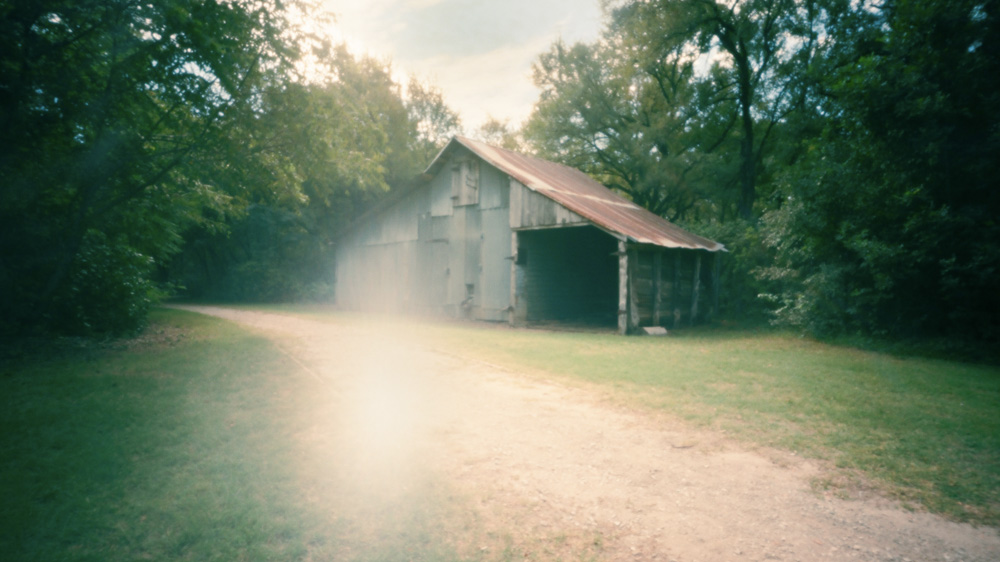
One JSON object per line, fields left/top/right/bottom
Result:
{"left": 431, "top": 137, "right": 725, "bottom": 252}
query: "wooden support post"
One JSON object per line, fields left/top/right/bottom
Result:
{"left": 672, "top": 252, "right": 682, "bottom": 329}
{"left": 628, "top": 247, "right": 640, "bottom": 333}
{"left": 617, "top": 240, "right": 628, "bottom": 335}
{"left": 711, "top": 251, "right": 721, "bottom": 321}
{"left": 690, "top": 252, "right": 702, "bottom": 327}
{"left": 509, "top": 230, "right": 518, "bottom": 326}
{"left": 652, "top": 251, "right": 663, "bottom": 326}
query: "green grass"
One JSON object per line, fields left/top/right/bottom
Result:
{"left": 437, "top": 323, "right": 1000, "bottom": 524}
{"left": 276, "top": 306, "right": 1000, "bottom": 526}
{"left": 0, "top": 310, "right": 313, "bottom": 561}
{"left": 0, "top": 309, "right": 471, "bottom": 562}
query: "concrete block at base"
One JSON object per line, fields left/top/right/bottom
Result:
{"left": 642, "top": 326, "right": 669, "bottom": 336}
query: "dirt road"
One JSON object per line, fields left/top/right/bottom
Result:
{"left": 176, "top": 306, "right": 1000, "bottom": 562}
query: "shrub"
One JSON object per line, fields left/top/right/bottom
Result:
{"left": 55, "top": 230, "right": 157, "bottom": 336}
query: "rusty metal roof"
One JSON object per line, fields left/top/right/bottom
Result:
{"left": 430, "top": 136, "right": 725, "bottom": 252}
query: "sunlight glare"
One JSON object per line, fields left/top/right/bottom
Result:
{"left": 338, "top": 326, "right": 433, "bottom": 486}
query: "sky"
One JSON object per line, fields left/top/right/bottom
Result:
{"left": 316, "top": 0, "right": 606, "bottom": 130}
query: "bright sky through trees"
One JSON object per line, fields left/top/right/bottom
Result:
{"left": 317, "top": 0, "right": 603, "bottom": 128}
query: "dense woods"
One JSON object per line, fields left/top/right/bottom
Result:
{"left": 1, "top": 0, "right": 997, "bottom": 347}
{"left": 525, "top": 0, "right": 1000, "bottom": 344}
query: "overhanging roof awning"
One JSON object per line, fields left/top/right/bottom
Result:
{"left": 426, "top": 137, "right": 725, "bottom": 252}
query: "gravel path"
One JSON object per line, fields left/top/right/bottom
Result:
{"left": 175, "top": 306, "right": 1000, "bottom": 562}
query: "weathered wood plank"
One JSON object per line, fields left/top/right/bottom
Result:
{"left": 510, "top": 230, "right": 520, "bottom": 325}
{"left": 673, "top": 252, "right": 682, "bottom": 329}
{"left": 653, "top": 251, "right": 662, "bottom": 326}
{"left": 691, "top": 252, "right": 702, "bottom": 327}
{"left": 711, "top": 251, "right": 721, "bottom": 321}
{"left": 618, "top": 240, "right": 628, "bottom": 335}
{"left": 628, "top": 246, "right": 640, "bottom": 333}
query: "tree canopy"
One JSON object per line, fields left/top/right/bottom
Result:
{"left": 0, "top": 0, "right": 448, "bottom": 335}
{"left": 758, "top": 0, "right": 1000, "bottom": 340}
{"left": 525, "top": 0, "right": 823, "bottom": 223}
{"left": 525, "top": 0, "right": 999, "bottom": 344}
{"left": 0, "top": 0, "right": 296, "bottom": 334}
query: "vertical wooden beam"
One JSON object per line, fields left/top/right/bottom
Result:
{"left": 690, "top": 252, "right": 702, "bottom": 327}
{"left": 711, "top": 251, "right": 722, "bottom": 321}
{"left": 652, "top": 251, "right": 663, "bottom": 326}
{"left": 617, "top": 240, "right": 628, "bottom": 335}
{"left": 672, "top": 252, "right": 682, "bottom": 329}
{"left": 509, "top": 230, "right": 518, "bottom": 326}
{"left": 628, "top": 247, "right": 640, "bottom": 332}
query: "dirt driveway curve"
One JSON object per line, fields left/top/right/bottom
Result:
{"left": 176, "top": 306, "right": 999, "bottom": 562}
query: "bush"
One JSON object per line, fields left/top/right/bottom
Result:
{"left": 54, "top": 230, "right": 157, "bottom": 336}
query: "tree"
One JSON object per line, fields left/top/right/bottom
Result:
{"left": 759, "top": 0, "right": 1000, "bottom": 342}
{"left": 0, "top": 0, "right": 297, "bottom": 334}
{"left": 526, "top": 0, "right": 823, "bottom": 222}
{"left": 474, "top": 117, "right": 526, "bottom": 152}
{"left": 406, "top": 77, "right": 463, "bottom": 163}
{"left": 622, "top": 0, "right": 817, "bottom": 220}
{"left": 166, "top": 48, "right": 432, "bottom": 303}
{"left": 524, "top": 39, "right": 713, "bottom": 221}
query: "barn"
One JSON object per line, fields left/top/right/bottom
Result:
{"left": 335, "top": 136, "right": 725, "bottom": 334}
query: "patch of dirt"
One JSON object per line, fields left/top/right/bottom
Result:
{"left": 108, "top": 324, "right": 188, "bottom": 351}
{"left": 173, "top": 306, "right": 1000, "bottom": 562}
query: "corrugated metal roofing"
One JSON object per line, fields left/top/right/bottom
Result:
{"left": 428, "top": 136, "right": 725, "bottom": 252}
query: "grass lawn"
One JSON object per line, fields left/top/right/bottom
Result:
{"left": 278, "top": 306, "right": 1000, "bottom": 526}
{"left": 0, "top": 309, "right": 468, "bottom": 562}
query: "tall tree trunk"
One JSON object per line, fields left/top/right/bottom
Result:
{"left": 736, "top": 45, "right": 756, "bottom": 221}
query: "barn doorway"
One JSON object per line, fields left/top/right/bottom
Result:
{"left": 514, "top": 225, "right": 619, "bottom": 327}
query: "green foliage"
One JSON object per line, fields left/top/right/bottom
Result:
{"left": 614, "top": 0, "right": 820, "bottom": 220}
{"left": 524, "top": 38, "right": 717, "bottom": 221}
{"left": 0, "top": 0, "right": 298, "bottom": 335}
{"left": 687, "top": 219, "right": 773, "bottom": 322}
{"left": 57, "top": 230, "right": 157, "bottom": 336}
{"left": 525, "top": 0, "right": 820, "bottom": 222}
{"left": 166, "top": 49, "right": 433, "bottom": 303}
{"left": 172, "top": 204, "right": 334, "bottom": 303}
{"left": 407, "top": 76, "right": 464, "bottom": 161}
{"left": 522, "top": 0, "right": 999, "bottom": 341}
{"left": 760, "top": 0, "right": 1000, "bottom": 342}
{"left": 473, "top": 117, "right": 525, "bottom": 152}
{"left": 0, "top": 0, "right": 445, "bottom": 329}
